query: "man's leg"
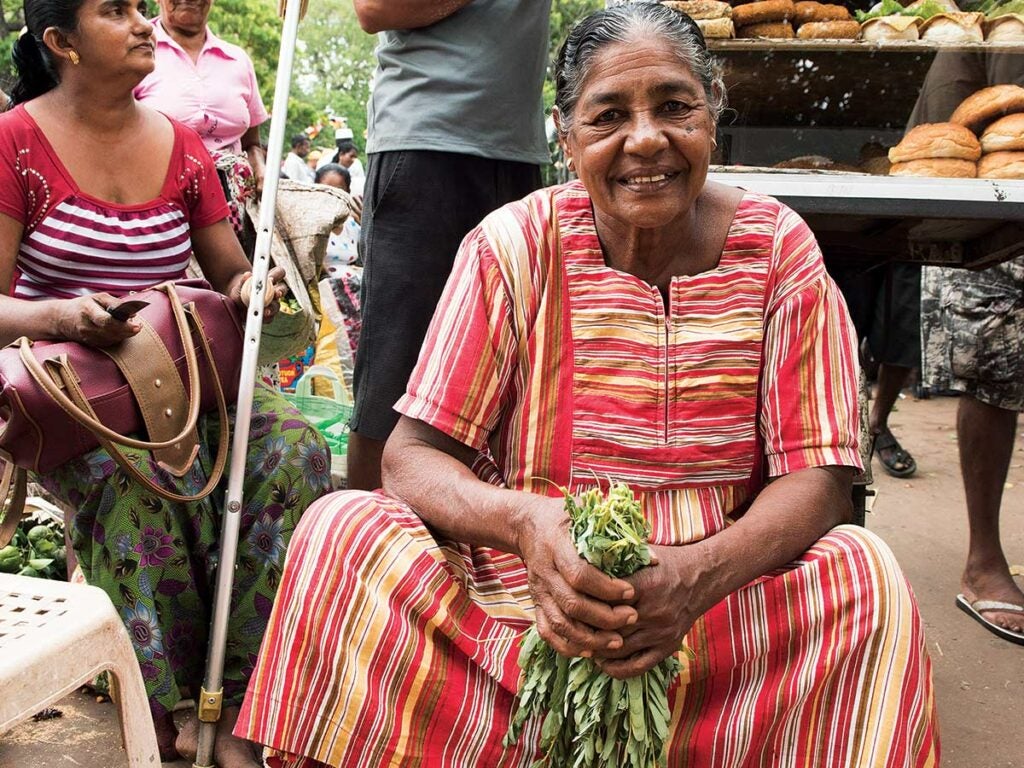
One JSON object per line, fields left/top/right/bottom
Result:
{"left": 871, "top": 363, "right": 916, "bottom": 477}
{"left": 348, "top": 432, "right": 385, "bottom": 492}
{"left": 958, "top": 395, "right": 1023, "bottom": 634}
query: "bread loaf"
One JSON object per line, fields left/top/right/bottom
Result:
{"left": 950, "top": 85, "right": 1024, "bottom": 133}
{"left": 920, "top": 12, "right": 984, "bottom": 42}
{"left": 984, "top": 14, "right": 1024, "bottom": 42}
{"left": 889, "top": 159, "right": 977, "bottom": 178}
{"left": 980, "top": 113, "right": 1024, "bottom": 153}
{"left": 797, "top": 20, "right": 861, "bottom": 38}
{"left": 888, "top": 123, "right": 982, "bottom": 163}
{"left": 737, "top": 20, "right": 796, "bottom": 37}
{"left": 696, "top": 17, "right": 736, "bottom": 37}
{"left": 732, "top": 0, "right": 795, "bottom": 27}
{"left": 660, "top": 0, "right": 732, "bottom": 20}
{"left": 793, "top": 1, "right": 851, "bottom": 24}
{"left": 860, "top": 15, "right": 922, "bottom": 41}
{"left": 978, "top": 150, "right": 1024, "bottom": 178}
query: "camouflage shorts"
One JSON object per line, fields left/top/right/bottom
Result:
{"left": 921, "top": 255, "right": 1024, "bottom": 412}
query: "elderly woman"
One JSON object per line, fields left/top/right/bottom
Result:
{"left": 0, "top": 0, "right": 329, "bottom": 764}
{"left": 133, "top": 0, "right": 268, "bottom": 233}
{"left": 238, "top": 6, "right": 939, "bottom": 767}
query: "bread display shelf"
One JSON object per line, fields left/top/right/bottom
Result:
{"left": 714, "top": 43, "right": 1024, "bottom": 128}
{"left": 708, "top": 39, "right": 1024, "bottom": 52}
{"left": 709, "top": 168, "right": 1024, "bottom": 268}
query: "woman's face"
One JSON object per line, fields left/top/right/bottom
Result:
{"left": 560, "top": 37, "right": 715, "bottom": 233}
{"left": 159, "top": 0, "right": 212, "bottom": 35}
{"left": 66, "top": 0, "right": 155, "bottom": 77}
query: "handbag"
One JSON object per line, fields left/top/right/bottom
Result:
{"left": 0, "top": 280, "right": 244, "bottom": 545}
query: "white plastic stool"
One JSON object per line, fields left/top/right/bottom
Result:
{"left": 0, "top": 573, "right": 160, "bottom": 766}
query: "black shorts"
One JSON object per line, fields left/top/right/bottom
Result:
{"left": 351, "top": 150, "right": 542, "bottom": 440}
{"left": 828, "top": 262, "right": 921, "bottom": 370}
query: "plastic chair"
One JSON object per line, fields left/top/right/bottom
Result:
{"left": 0, "top": 573, "right": 160, "bottom": 766}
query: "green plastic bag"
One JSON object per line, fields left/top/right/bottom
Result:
{"left": 285, "top": 365, "right": 352, "bottom": 476}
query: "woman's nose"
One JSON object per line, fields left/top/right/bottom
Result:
{"left": 135, "top": 11, "right": 154, "bottom": 35}
{"left": 624, "top": 113, "right": 669, "bottom": 156}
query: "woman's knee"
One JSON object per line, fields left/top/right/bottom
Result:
{"left": 290, "top": 490, "right": 405, "bottom": 553}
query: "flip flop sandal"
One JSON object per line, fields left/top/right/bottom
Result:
{"left": 956, "top": 594, "right": 1024, "bottom": 646}
{"left": 872, "top": 428, "right": 917, "bottom": 478}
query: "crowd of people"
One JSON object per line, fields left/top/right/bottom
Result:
{"left": 0, "top": 0, "right": 1021, "bottom": 766}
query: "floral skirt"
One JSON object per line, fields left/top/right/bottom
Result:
{"left": 37, "top": 386, "right": 332, "bottom": 718}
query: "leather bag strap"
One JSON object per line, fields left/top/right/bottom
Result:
{"left": 0, "top": 455, "right": 28, "bottom": 548}
{"left": 52, "top": 307, "right": 232, "bottom": 504}
{"left": 18, "top": 282, "right": 204, "bottom": 452}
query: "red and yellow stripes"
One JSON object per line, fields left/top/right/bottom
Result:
{"left": 238, "top": 183, "right": 936, "bottom": 768}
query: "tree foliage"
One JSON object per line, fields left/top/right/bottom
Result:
{"left": 0, "top": 0, "right": 605, "bottom": 161}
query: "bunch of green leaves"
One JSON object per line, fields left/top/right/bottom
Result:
{"left": 505, "top": 482, "right": 681, "bottom": 768}
{"left": 0, "top": 513, "right": 66, "bottom": 579}
{"left": 855, "top": 0, "right": 950, "bottom": 21}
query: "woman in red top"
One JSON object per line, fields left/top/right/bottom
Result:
{"left": 0, "top": 0, "right": 330, "bottom": 765}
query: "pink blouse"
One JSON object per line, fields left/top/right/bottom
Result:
{"left": 134, "top": 20, "right": 269, "bottom": 155}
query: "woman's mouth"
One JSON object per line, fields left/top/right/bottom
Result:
{"left": 619, "top": 172, "right": 678, "bottom": 190}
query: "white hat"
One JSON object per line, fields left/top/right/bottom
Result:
{"left": 335, "top": 127, "right": 354, "bottom": 140}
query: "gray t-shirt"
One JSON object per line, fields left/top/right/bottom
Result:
{"left": 365, "top": 0, "right": 552, "bottom": 165}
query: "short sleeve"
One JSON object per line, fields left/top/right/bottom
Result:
{"left": 0, "top": 122, "right": 28, "bottom": 225}
{"left": 245, "top": 57, "right": 269, "bottom": 129}
{"left": 178, "top": 127, "right": 230, "bottom": 228}
{"left": 760, "top": 204, "right": 862, "bottom": 476}
{"left": 395, "top": 226, "right": 519, "bottom": 450}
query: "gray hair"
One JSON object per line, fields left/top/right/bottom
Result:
{"left": 554, "top": 3, "right": 727, "bottom": 135}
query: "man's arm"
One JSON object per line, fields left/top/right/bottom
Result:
{"left": 353, "top": 0, "right": 474, "bottom": 34}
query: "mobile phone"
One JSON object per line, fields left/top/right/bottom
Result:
{"left": 106, "top": 299, "right": 150, "bottom": 322}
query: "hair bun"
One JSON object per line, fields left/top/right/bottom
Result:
{"left": 10, "top": 29, "right": 59, "bottom": 106}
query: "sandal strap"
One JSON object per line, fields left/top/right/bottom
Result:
{"left": 972, "top": 600, "right": 1024, "bottom": 614}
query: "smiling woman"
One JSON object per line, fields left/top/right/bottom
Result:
{"left": 0, "top": 0, "right": 329, "bottom": 764}
{"left": 237, "top": 5, "right": 938, "bottom": 768}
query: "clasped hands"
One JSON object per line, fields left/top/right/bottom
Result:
{"left": 518, "top": 495, "right": 712, "bottom": 680}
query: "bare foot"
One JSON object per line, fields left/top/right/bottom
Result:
{"left": 175, "top": 713, "right": 198, "bottom": 762}
{"left": 961, "top": 564, "right": 1024, "bottom": 634}
{"left": 154, "top": 711, "right": 179, "bottom": 762}
{"left": 174, "top": 706, "right": 262, "bottom": 767}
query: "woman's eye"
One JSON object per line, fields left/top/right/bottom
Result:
{"left": 662, "top": 101, "right": 690, "bottom": 114}
{"left": 594, "top": 110, "right": 621, "bottom": 124}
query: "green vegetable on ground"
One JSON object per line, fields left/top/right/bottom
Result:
{"left": 504, "top": 482, "right": 682, "bottom": 768}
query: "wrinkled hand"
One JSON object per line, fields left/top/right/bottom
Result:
{"left": 517, "top": 494, "right": 638, "bottom": 659}
{"left": 349, "top": 194, "right": 363, "bottom": 225}
{"left": 54, "top": 293, "right": 142, "bottom": 347}
{"left": 237, "top": 266, "right": 287, "bottom": 322}
{"left": 595, "top": 543, "right": 711, "bottom": 679}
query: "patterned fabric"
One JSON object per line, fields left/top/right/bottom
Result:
{"left": 212, "top": 150, "right": 256, "bottom": 237}
{"left": 0, "top": 105, "right": 228, "bottom": 299}
{"left": 238, "top": 184, "right": 937, "bottom": 767}
{"left": 37, "top": 387, "right": 331, "bottom": 718}
{"left": 921, "top": 256, "right": 1024, "bottom": 412}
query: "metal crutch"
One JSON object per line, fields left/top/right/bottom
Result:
{"left": 194, "top": 0, "right": 308, "bottom": 762}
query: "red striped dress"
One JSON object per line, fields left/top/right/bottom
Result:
{"left": 0, "top": 104, "right": 228, "bottom": 299}
{"left": 238, "top": 183, "right": 939, "bottom": 767}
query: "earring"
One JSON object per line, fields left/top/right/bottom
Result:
{"left": 566, "top": 157, "right": 575, "bottom": 172}
{"left": 68, "top": 50, "right": 80, "bottom": 65}
{"left": 711, "top": 138, "right": 718, "bottom": 150}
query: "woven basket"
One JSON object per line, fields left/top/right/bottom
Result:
{"left": 244, "top": 181, "right": 352, "bottom": 363}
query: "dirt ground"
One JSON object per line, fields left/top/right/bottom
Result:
{"left": 0, "top": 393, "right": 1021, "bottom": 767}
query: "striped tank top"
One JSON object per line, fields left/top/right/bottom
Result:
{"left": 0, "top": 105, "right": 229, "bottom": 300}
